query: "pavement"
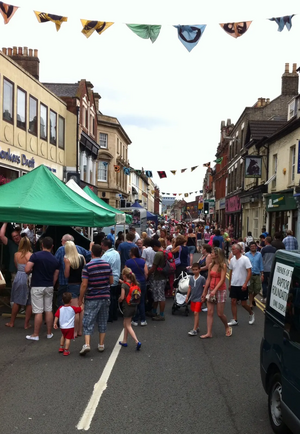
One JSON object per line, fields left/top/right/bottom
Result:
{"left": 0, "top": 255, "right": 273, "bottom": 434}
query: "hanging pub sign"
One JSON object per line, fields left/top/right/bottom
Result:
{"left": 245, "top": 156, "right": 262, "bottom": 178}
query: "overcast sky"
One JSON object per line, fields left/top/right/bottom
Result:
{"left": 2, "top": 0, "right": 300, "bottom": 200}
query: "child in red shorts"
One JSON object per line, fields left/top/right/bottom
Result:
{"left": 185, "top": 263, "right": 206, "bottom": 336}
{"left": 54, "top": 292, "right": 82, "bottom": 356}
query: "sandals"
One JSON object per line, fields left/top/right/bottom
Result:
{"left": 226, "top": 327, "right": 233, "bottom": 337}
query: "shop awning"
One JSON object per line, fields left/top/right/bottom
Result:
{"left": 0, "top": 165, "right": 118, "bottom": 227}
{"left": 265, "top": 174, "right": 276, "bottom": 185}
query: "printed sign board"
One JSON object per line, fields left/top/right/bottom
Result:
{"left": 270, "top": 262, "right": 294, "bottom": 316}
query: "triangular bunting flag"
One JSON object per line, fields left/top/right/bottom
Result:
{"left": 0, "top": 2, "right": 18, "bottom": 24}
{"left": 189, "top": 192, "right": 193, "bottom": 195}
{"left": 114, "top": 165, "right": 120, "bottom": 172}
{"left": 179, "top": 193, "right": 182, "bottom": 196}
{"left": 103, "top": 162, "right": 108, "bottom": 167}
{"left": 123, "top": 167, "right": 131, "bottom": 175}
{"left": 181, "top": 168, "right": 187, "bottom": 173}
{"left": 173, "top": 193, "right": 177, "bottom": 196}
{"left": 127, "top": 24, "right": 161, "bottom": 43}
{"left": 220, "top": 21, "right": 252, "bottom": 38}
{"left": 214, "top": 157, "right": 223, "bottom": 164}
{"left": 184, "top": 193, "right": 189, "bottom": 197}
{"left": 174, "top": 25, "right": 206, "bottom": 52}
{"left": 157, "top": 171, "right": 167, "bottom": 179}
{"left": 203, "top": 162, "right": 210, "bottom": 167}
{"left": 170, "top": 170, "right": 177, "bottom": 175}
{"left": 34, "top": 11, "right": 68, "bottom": 31}
{"left": 135, "top": 170, "right": 142, "bottom": 176}
{"left": 145, "top": 170, "right": 153, "bottom": 178}
{"left": 162, "top": 192, "right": 165, "bottom": 194}
{"left": 191, "top": 166, "right": 198, "bottom": 172}
{"left": 269, "top": 15, "right": 294, "bottom": 32}
{"left": 81, "top": 20, "right": 114, "bottom": 38}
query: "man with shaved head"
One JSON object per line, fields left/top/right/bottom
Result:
{"left": 55, "top": 234, "right": 92, "bottom": 307}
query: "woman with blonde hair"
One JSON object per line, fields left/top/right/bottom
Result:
{"left": 6, "top": 236, "right": 32, "bottom": 329}
{"left": 200, "top": 247, "right": 232, "bottom": 338}
{"left": 118, "top": 267, "right": 141, "bottom": 350}
{"left": 64, "top": 240, "right": 85, "bottom": 337}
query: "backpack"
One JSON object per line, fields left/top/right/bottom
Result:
{"left": 125, "top": 282, "right": 141, "bottom": 306}
{"left": 157, "top": 250, "right": 176, "bottom": 276}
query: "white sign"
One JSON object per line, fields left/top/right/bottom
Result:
{"left": 270, "top": 262, "right": 294, "bottom": 316}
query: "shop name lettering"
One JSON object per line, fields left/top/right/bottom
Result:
{"left": 0, "top": 148, "right": 35, "bottom": 168}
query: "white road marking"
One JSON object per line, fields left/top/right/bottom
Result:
{"left": 76, "top": 330, "right": 124, "bottom": 431}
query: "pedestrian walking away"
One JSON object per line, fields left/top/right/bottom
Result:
{"left": 227, "top": 244, "right": 255, "bottom": 326}
{"left": 245, "top": 241, "right": 264, "bottom": 309}
{"left": 118, "top": 267, "right": 141, "bottom": 350}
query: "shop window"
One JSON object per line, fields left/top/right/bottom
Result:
{"left": 17, "top": 87, "right": 26, "bottom": 130}
{"left": 253, "top": 209, "right": 259, "bottom": 239}
{"left": 3, "top": 78, "right": 14, "bottom": 123}
{"left": 29, "top": 95, "right": 37, "bottom": 135}
{"left": 100, "top": 133, "right": 108, "bottom": 149}
{"left": 85, "top": 109, "right": 89, "bottom": 131}
{"left": 50, "top": 110, "right": 57, "bottom": 145}
{"left": 40, "top": 103, "right": 48, "bottom": 140}
{"left": 98, "top": 161, "right": 108, "bottom": 182}
{"left": 58, "top": 116, "right": 65, "bottom": 149}
{"left": 90, "top": 115, "right": 94, "bottom": 136}
{"left": 290, "top": 145, "right": 296, "bottom": 183}
{"left": 0, "top": 167, "right": 19, "bottom": 184}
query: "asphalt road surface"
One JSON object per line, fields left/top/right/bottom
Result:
{"left": 0, "top": 290, "right": 273, "bottom": 434}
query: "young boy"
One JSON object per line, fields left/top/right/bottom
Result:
{"left": 53, "top": 292, "right": 82, "bottom": 356}
{"left": 185, "top": 263, "right": 206, "bottom": 336}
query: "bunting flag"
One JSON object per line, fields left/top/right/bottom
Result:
{"left": 270, "top": 15, "right": 294, "bottom": 32}
{"left": 157, "top": 171, "right": 167, "bottom": 179}
{"left": 174, "top": 24, "right": 206, "bottom": 52}
{"left": 151, "top": 190, "right": 155, "bottom": 194}
{"left": 80, "top": 20, "right": 114, "bottom": 38}
{"left": 220, "top": 21, "right": 252, "bottom": 38}
{"left": 181, "top": 168, "right": 187, "bottom": 173}
{"left": 145, "top": 170, "right": 153, "bottom": 178}
{"left": 203, "top": 162, "right": 210, "bottom": 167}
{"left": 34, "top": 11, "right": 68, "bottom": 31}
{"left": 184, "top": 193, "right": 189, "bottom": 197}
{"left": 179, "top": 193, "right": 182, "bottom": 196}
{"left": 114, "top": 165, "right": 120, "bottom": 172}
{"left": 0, "top": 2, "right": 18, "bottom": 24}
{"left": 127, "top": 24, "right": 162, "bottom": 43}
{"left": 214, "top": 157, "right": 223, "bottom": 164}
{"left": 173, "top": 193, "right": 177, "bottom": 196}
{"left": 162, "top": 192, "right": 165, "bottom": 194}
{"left": 191, "top": 166, "right": 198, "bottom": 172}
{"left": 123, "top": 167, "right": 131, "bottom": 175}
{"left": 200, "top": 190, "right": 203, "bottom": 193}
{"left": 103, "top": 161, "right": 108, "bottom": 167}
{"left": 170, "top": 170, "right": 177, "bottom": 175}
{"left": 135, "top": 170, "right": 142, "bottom": 176}
{"left": 189, "top": 192, "right": 193, "bottom": 194}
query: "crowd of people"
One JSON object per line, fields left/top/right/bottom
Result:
{"left": 0, "top": 220, "right": 297, "bottom": 355}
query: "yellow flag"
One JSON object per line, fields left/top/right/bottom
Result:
{"left": 34, "top": 11, "right": 67, "bottom": 31}
{"left": 81, "top": 20, "right": 114, "bottom": 38}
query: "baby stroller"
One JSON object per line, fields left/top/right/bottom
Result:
{"left": 171, "top": 272, "right": 190, "bottom": 316}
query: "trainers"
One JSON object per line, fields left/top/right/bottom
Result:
{"left": 79, "top": 344, "right": 90, "bottom": 355}
{"left": 58, "top": 347, "right": 64, "bottom": 353}
{"left": 140, "top": 321, "right": 147, "bottom": 326}
{"left": 249, "top": 312, "right": 255, "bottom": 325}
{"left": 47, "top": 333, "right": 53, "bottom": 339}
{"left": 188, "top": 329, "right": 197, "bottom": 336}
{"left": 201, "top": 307, "right": 208, "bottom": 312}
{"left": 98, "top": 344, "right": 105, "bottom": 352}
{"left": 26, "top": 335, "right": 39, "bottom": 341}
{"left": 63, "top": 350, "right": 70, "bottom": 356}
{"left": 152, "top": 315, "right": 165, "bottom": 321}
{"left": 131, "top": 321, "right": 138, "bottom": 326}
{"left": 228, "top": 319, "right": 238, "bottom": 326}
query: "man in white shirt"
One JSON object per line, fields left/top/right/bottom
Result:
{"left": 228, "top": 244, "right": 255, "bottom": 326}
{"left": 21, "top": 224, "right": 35, "bottom": 244}
{"left": 130, "top": 227, "right": 140, "bottom": 243}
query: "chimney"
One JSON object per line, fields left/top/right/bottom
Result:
{"left": 281, "top": 62, "right": 298, "bottom": 96}
{"left": 2, "top": 46, "right": 40, "bottom": 80}
{"left": 93, "top": 92, "right": 101, "bottom": 113}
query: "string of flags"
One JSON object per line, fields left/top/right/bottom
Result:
{"left": 0, "top": 2, "right": 298, "bottom": 52}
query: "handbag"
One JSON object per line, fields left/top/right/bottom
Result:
{"left": 174, "top": 246, "right": 182, "bottom": 266}
{"left": 0, "top": 270, "right": 6, "bottom": 287}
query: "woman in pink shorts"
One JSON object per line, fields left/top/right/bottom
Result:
{"left": 200, "top": 247, "right": 232, "bottom": 338}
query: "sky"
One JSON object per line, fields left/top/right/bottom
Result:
{"left": 2, "top": 0, "right": 300, "bottom": 201}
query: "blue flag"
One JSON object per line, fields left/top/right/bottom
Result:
{"left": 174, "top": 25, "right": 206, "bottom": 52}
{"left": 270, "top": 15, "right": 294, "bottom": 32}
{"left": 123, "top": 167, "right": 131, "bottom": 175}
{"left": 145, "top": 170, "right": 153, "bottom": 178}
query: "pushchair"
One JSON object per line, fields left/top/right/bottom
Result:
{"left": 171, "top": 271, "right": 190, "bottom": 316}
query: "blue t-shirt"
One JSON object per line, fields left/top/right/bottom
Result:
{"left": 213, "top": 235, "right": 224, "bottom": 249}
{"left": 30, "top": 251, "right": 60, "bottom": 287}
{"left": 118, "top": 242, "right": 136, "bottom": 269}
{"left": 125, "top": 258, "right": 146, "bottom": 282}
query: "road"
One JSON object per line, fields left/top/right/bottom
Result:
{"left": 0, "top": 289, "right": 272, "bottom": 434}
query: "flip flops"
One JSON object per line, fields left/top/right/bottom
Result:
{"left": 226, "top": 327, "right": 233, "bottom": 337}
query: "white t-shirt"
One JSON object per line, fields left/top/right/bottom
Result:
{"left": 55, "top": 305, "right": 81, "bottom": 329}
{"left": 229, "top": 255, "right": 252, "bottom": 286}
{"left": 133, "top": 232, "right": 140, "bottom": 243}
{"left": 142, "top": 246, "right": 156, "bottom": 268}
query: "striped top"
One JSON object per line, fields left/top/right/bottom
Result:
{"left": 82, "top": 258, "right": 112, "bottom": 300}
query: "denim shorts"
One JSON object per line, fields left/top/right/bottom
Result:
{"left": 187, "top": 246, "right": 196, "bottom": 255}
{"left": 83, "top": 298, "right": 110, "bottom": 335}
{"left": 67, "top": 284, "right": 80, "bottom": 299}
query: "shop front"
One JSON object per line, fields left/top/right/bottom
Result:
{"left": 265, "top": 191, "right": 298, "bottom": 238}
{"left": 226, "top": 194, "right": 242, "bottom": 239}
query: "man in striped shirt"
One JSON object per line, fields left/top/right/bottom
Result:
{"left": 78, "top": 244, "right": 113, "bottom": 355}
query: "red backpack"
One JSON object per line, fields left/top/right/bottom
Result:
{"left": 157, "top": 250, "right": 176, "bottom": 276}
{"left": 125, "top": 282, "right": 141, "bottom": 306}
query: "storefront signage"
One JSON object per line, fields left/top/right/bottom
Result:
{"left": 270, "top": 262, "right": 293, "bottom": 316}
{"left": 0, "top": 147, "right": 35, "bottom": 168}
{"left": 267, "top": 195, "right": 285, "bottom": 209}
{"left": 225, "top": 195, "right": 241, "bottom": 213}
{"left": 245, "top": 156, "right": 262, "bottom": 178}
{"left": 220, "top": 198, "right": 226, "bottom": 209}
